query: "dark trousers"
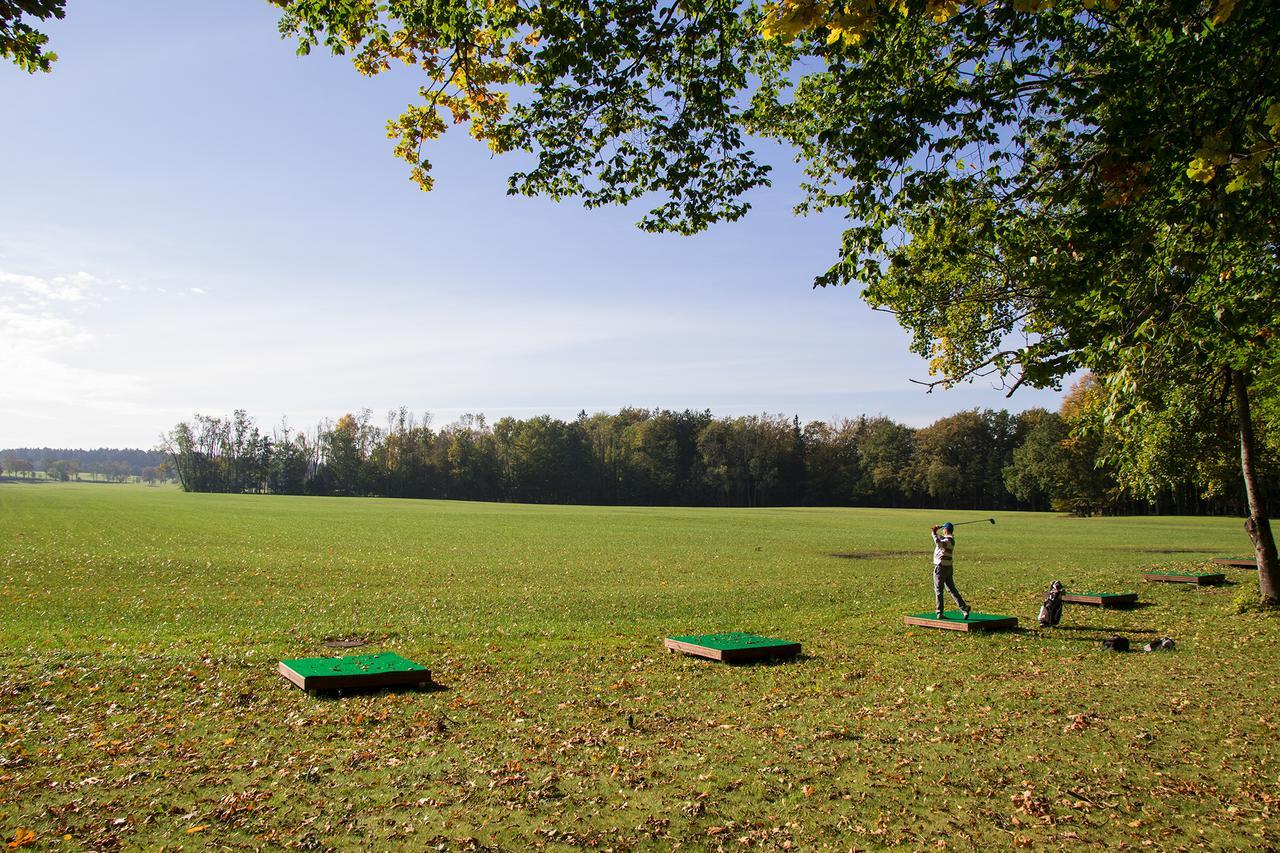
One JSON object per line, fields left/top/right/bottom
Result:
{"left": 934, "top": 564, "right": 968, "bottom": 614}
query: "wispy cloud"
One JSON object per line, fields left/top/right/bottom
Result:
{"left": 0, "top": 269, "right": 108, "bottom": 305}
{"left": 0, "top": 267, "right": 143, "bottom": 415}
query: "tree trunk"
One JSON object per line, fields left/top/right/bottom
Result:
{"left": 1231, "top": 369, "right": 1280, "bottom": 606}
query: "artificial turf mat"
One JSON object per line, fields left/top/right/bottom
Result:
{"left": 663, "top": 633, "right": 801, "bottom": 663}
{"left": 278, "top": 652, "right": 431, "bottom": 693}
{"left": 903, "top": 611, "right": 1018, "bottom": 632}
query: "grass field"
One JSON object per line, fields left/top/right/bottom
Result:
{"left": 2, "top": 483, "right": 1277, "bottom": 849}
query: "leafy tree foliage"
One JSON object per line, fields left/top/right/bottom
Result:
{"left": 44, "top": 458, "right": 77, "bottom": 482}
{"left": 1, "top": 1, "right": 63, "bottom": 72}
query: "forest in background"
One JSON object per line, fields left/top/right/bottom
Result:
{"left": 0, "top": 448, "right": 167, "bottom": 482}
{"left": 151, "top": 379, "right": 1262, "bottom": 516}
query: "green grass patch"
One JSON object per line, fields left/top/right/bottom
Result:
{"left": 1, "top": 483, "right": 1277, "bottom": 848}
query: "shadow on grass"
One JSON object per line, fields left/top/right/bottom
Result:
{"left": 1046, "top": 626, "right": 1161, "bottom": 639}
{"left": 670, "top": 652, "right": 812, "bottom": 667}
{"left": 828, "top": 551, "right": 915, "bottom": 560}
{"left": 305, "top": 681, "right": 449, "bottom": 701}
{"left": 1138, "top": 548, "right": 1218, "bottom": 554}
{"left": 1052, "top": 623, "right": 1160, "bottom": 632}
{"left": 725, "top": 652, "right": 814, "bottom": 668}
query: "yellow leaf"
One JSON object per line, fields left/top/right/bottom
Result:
{"left": 1266, "top": 103, "right": 1280, "bottom": 138}
{"left": 6, "top": 829, "right": 36, "bottom": 849}
{"left": 761, "top": 0, "right": 830, "bottom": 40}
{"left": 927, "top": 0, "right": 961, "bottom": 21}
{"left": 1211, "top": 0, "right": 1239, "bottom": 26}
{"left": 186, "top": 825, "right": 208, "bottom": 834}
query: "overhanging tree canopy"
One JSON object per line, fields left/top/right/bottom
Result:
{"left": 1, "top": 0, "right": 64, "bottom": 72}
{"left": 267, "top": 0, "right": 1278, "bottom": 600}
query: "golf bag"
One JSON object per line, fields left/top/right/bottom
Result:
{"left": 1038, "top": 580, "right": 1064, "bottom": 627}
{"left": 1101, "top": 635, "right": 1129, "bottom": 652}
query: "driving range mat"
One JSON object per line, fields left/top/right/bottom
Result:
{"left": 904, "top": 611, "right": 1018, "bottom": 632}
{"left": 664, "top": 633, "right": 801, "bottom": 663}
{"left": 1212, "top": 557, "right": 1257, "bottom": 569}
{"left": 279, "top": 652, "right": 431, "bottom": 693}
{"left": 1142, "top": 571, "right": 1225, "bottom": 585}
{"left": 1062, "top": 591, "right": 1139, "bottom": 607}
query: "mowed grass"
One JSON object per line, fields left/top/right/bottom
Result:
{"left": 1, "top": 484, "right": 1277, "bottom": 849}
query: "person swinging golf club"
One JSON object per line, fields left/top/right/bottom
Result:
{"left": 931, "top": 522, "right": 970, "bottom": 620}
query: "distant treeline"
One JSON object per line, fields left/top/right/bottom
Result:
{"left": 161, "top": 397, "right": 1253, "bottom": 515}
{"left": 0, "top": 448, "right": 168, "bottom": 482}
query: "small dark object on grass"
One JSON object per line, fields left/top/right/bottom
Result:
{"left": 1144, "top": 637, "right": 1176, "bottom": 652}
{"left": 1101, "top": 636, "right": 1129, "bottom": 652}
{"left": 1038, "top": 580, "right": 1064, "bottom": 627}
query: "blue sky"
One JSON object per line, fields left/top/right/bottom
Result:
{"left": 0, "top": 1, "right": 1068, "bottom": 449}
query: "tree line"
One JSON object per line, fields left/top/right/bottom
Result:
{"left": 161, "top": 383, "right": 1264, "bottom": 514}
{"left": 0, "top": 448, "right": 168, "bottom": 482}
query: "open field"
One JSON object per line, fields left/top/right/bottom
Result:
{"left": 1, "top": 483, "right": 1276, "bottom": 849}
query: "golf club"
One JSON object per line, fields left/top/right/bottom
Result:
{"left": 945, "top": 518, "right": 996, "bottom": 527}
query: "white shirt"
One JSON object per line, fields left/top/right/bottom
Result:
{"left": 932, "top": 531, "right": 954, "bottom": 567}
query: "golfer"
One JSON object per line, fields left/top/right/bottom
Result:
{"left": 931, "top": 522, "right": 970, "bottom": 620}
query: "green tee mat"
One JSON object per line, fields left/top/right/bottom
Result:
{"left": 663, "top": 633, "right": 801, "bottom": 663}
{"left": 1061, "top": 591, "right": 1139, "bottom": 607}
{"left": 278, "top": 652, "right": 431, "bottom": 693}
{"left": 1212, "top": 557, "right": 1257, "bottom": 569}
{"left": 1141, "top": 571, "right": 1226, "bottom": 585}
{"left": 903, "top": 611, "right": 1018, "bottom": 632}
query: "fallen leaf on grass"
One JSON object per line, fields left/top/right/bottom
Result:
{"left": 186, "top": 825, "right": 208, "bottom": 834}
{"left": 6, "top": 828, "right": 36, "bottom": 849}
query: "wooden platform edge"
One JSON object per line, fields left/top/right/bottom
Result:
{"left": 278, "top": 661, "right": 306, "bottom": 690}
{"left": 1143, "top": 573, "right": 1225, "bottom": 585}
{"left": 903, "top": 615, "right": 1018, "bottom": 632}
{"left": 663, "top": 638, "right": 801, "bottom": 663}
{"left": 278, "top": 662, "right": 432, "bottom": 693}
{"left": 1062, "top": 593, "right": 1139, "bottom": 607}
{"left": 664, "top": 638, "right": 726, "bottom": 661}
{"left": 1212, "top": 558, "right": 1257, "bottom": 569}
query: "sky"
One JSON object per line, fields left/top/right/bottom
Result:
{"left": 0, "top": 1, "right": 1069, "bottom": 450}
